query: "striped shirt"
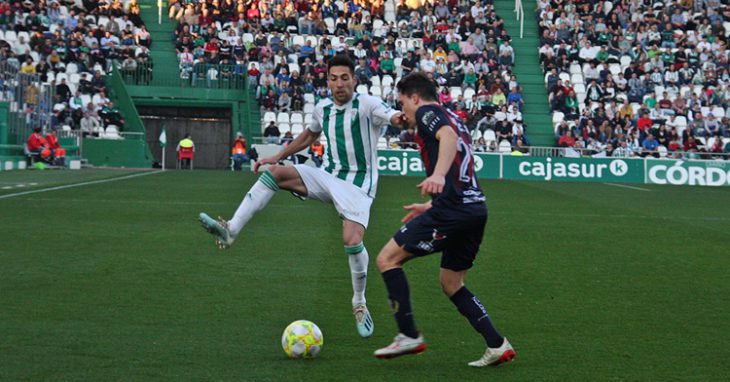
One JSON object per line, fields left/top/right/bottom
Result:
{"left": 308, "top": 94, "right": 398, "bottom": 197}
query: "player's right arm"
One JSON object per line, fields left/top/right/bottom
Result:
{"left": 254, "top": 129, "right": 321, "bottom": 173}
{"left": 255, "top": 101, "right": 326, "bottom": 173}
{"left": 401, "top": 200, "right": 432, "bottom": 223}
{"left": 418, "top": 126, "right": 457, "bottom": 196}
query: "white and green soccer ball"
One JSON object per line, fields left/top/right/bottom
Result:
{"left": 281, "top": 320, "right": 324, "bottom": 359}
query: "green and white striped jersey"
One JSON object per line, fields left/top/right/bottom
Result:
{"left": 308, "top": 94, "right": 398, "bottom": 198}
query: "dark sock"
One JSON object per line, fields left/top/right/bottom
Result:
{"left": 382, "top": 268, "right": 419, "bottom": 339}
{"left": 450, "top": 287, "right": 504, "bottom": 348}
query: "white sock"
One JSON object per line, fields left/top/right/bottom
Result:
{"left": 227, "top": 170, "right": 278, "bottom": 237}
{"left": 346, "top": 243, "right": 368, "bottom": 306}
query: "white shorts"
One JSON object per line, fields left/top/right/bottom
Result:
{"left": 293, "top": 164, "right": 373, "bottom": 228}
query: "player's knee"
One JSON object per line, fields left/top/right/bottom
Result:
{"left": 376, "top": 240, "right": 404, "bottom": 272}
{"left": 375, "top": 253, "right": 394, "bottom": 272}
{"left": 439, "top": 275, "right": 463, "bottom": 297}
{"left": 342, "top": 231, "right": 364, "bottom": 247}
{"left": 265, "top": 165, "right": 285, "bottom": 183}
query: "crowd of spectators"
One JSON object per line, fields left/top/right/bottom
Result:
{"left": 0, "top": 0, "right": 152, "bottom": 137}
{"left": 169, "top": 0, "right": 530, "bottom": 151}
{"left": 538, "top": 0, "right": 730, "bottom": 158}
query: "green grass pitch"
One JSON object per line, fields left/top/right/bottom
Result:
{"left": 1, "top": 169, "right": 729, "bottom": 381}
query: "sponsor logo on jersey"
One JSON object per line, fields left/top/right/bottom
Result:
{"left": 416, "top": 241, "right": 434, "bottom": 252}
{"left": 421, "top": 110, "right": 436, "bottom": 128}
{"left": 431, "top": 229, "right": 447, "bottom": 241}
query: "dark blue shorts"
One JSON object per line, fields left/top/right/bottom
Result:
{"left": 393, "top": 203, "right": 488, "bottom": 271}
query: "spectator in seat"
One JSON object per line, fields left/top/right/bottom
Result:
{"left": 309, "top": 140, "right": 324, "bottom": 168}
{"left": 26, "top": 127, "right": 50, "bottom": 161}
{"left": 231, "top": 132, "right": 248, "bottom": 171}
{"left": 80, "top": 112, "right": 101, "bottom": 137}
{"left": 263, "top": 121, "right": 280, "bottom": 144}
{"left": 641, "top": 133, "right": 660, "bottom": 157}
{"left": 100, "top": 101, "right": 125, "bottom": 129}
{"left": 398, "top": 125, "right": 417, "bottom": 149}
{"left": 176, "top": 134, "right": 195, "bottom": 168}
{"left": 278, "top": 91, "right": 292, "bottom": 112}
{"left": 558, "top": 129, "right": 575, "bottom": 147}
{"left": 55, "top": 78, "right": 71, "bottom": 103}
{"left": 45, "top": 130, "right": 66, "bottom": 166}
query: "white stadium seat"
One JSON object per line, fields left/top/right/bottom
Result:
{"left": 277, "top": 113, "right": 290, "bottom": 124}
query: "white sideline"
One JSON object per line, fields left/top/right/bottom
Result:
{"left": 0, "top": 171, "right": 162, "bottom": 200}
{"left": 602, "top": 183, "right": 651, "bottom": 192}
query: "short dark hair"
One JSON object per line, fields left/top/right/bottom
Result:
{"left": 327, "top": 54, "right": 355, "bottom": 75}
{"left": 396, "top": 72, "right": 438, "bottom": 102}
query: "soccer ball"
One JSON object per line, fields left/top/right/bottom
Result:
{"left": 281, "top": 320, "right": 324, "bottom": 359}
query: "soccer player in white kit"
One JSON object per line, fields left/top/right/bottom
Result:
{"left": 200, "top": 55, "right": 405, "bottom": 338}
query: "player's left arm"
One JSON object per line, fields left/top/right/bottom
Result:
{"left": 418, "top": 125, "right": 457, "bottom": 197}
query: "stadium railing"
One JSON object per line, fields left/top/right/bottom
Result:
{"left": 0, "top": 61, "right": 54, "bottom": 145}
{"left": 504, "top": 145, "right": 730, "bottom": 160}
{"left": 515, "top": 0, "right": 524, "bottom": 39}
{"left": 117, "top": 61, "right": 248, "bottom": 90}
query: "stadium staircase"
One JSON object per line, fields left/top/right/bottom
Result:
{"left": 494, "top": 0, "right": 553, "bottom": 146}
{"left": 135, "top": 0, "right": 260, "bottom": 141}
{"left": 138, "top": 0, "right": 181, "bottom": 86}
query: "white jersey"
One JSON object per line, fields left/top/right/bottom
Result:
{"left": 308, "top": 94, "right": 398, "bottom": 198}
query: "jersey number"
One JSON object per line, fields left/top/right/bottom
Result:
{"left": 457, "top": 137, "right": 474, "bottom": 184}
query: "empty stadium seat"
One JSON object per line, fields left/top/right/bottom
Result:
{"left": 290, "top": 113, "right": 304, "bottom": 124}
{"left": 292, "top": 35, "right": 305, "bottom": 47}
{"left": 291, "top": 123, "right": 304, "bottom": 135}
{"left": 498, "top": 140, "right": 512, "bottom": 153}
{"left": 277, "top": 113, "right": 290, "bottom": 124}
{"left": 263, "top": 112, "right": 276, "bottom": 124}
{"left": 484, "top": 129, "right": 497, "bottom": 148}
{"left": 105, "top": 125, "right": 122, "bottom": 139}
{"left": 370, "top": 75, "right": 381, "bottom": 87}
{"left": 552, "top": 112, "right": 564, "bottom": 124}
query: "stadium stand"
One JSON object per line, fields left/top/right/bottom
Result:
{"left": 537, "top": 0, "right": 730, "bottom": 158}
{"left": 168, "top": 0, "right": 528, "bottom": 152}
{"left": 0, "top": 0, "right": 152, "bottom": 139}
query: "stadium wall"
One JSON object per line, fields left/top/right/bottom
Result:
{"left": 377, "top": 150, "right": 730, "bottom": 187}
{"left": 81, "top": 138, "right": 154, "bottom": 168}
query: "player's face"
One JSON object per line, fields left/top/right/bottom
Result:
{"left": 397, "top": 93, "right": 419, "bottom": 126}
{"left": 328, "top": 66, "right": 356, "bottom": 105}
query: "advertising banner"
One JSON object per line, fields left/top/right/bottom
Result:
{"left": 377, "top": 150, "right": 500, "bottom": 179}
{"left": 646, "top": 159, "right": 730, "bottom": 186}
{"left": 502, "top": 156, "right": 644, "bottom": 183}
{"left": 376, "top": 150, "right": 730, "bottom": 187}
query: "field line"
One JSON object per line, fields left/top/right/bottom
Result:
{"left": 0, "top": 171, "right": 162, "bottom": 200}
{"left": 602, "top": 183, "right": 652, "bottom": 192}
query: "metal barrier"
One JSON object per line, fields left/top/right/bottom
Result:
{"left": 0, "top": 61, "right": 54, "bottom": 144}
{"left": 117, "top": 61, "right": 248, "bottom": 90}
{"left": 515, "top": 0, "right": 524, "bottom": 39}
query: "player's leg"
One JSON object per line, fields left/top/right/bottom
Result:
{"left": 373, "top": 239, "right": 426, "bottom": 359}
{"left": 439, "top": 213, "right": 515, "bottom": 367}
{"left": 342, "top": 219, "right": 374, "bottom": 337}
{"left": 228, "top": 164, "right": 307, "bottom": 234}
{"left": 199, "top": 164, "right": 307, "bottom": 248}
